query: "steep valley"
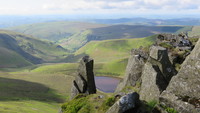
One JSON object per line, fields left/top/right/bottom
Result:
{"left": 0, "top": 30, "right": 69, "bottom": 68}
{"left": 0, "top": 24, "right": 199, "bottom": 113}
{"left": 0, "top": 32, "right": 157, "bottom": 112}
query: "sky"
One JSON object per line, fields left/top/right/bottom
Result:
{"left": 0, "top": 0, "right": 200, "bottom": 18}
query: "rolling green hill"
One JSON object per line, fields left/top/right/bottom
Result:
{"left": 59, "top": 30, "right": 92, "bottom": 51}
{"left": 0, "top": 30, "right": 68, "bottom": 68}
{"left": 75, "top": 35, "right": 155, "bottom": 62}
{"left": 0, "top": 47, "right": 32, "bottom": 68}
{"left": 9, "top": 21, "right": 107, "bottom": 41}
{"left": 59, "top": 25, "right": 190, "bottom": 51}
{"left": 71, "top": 35, "right": 156, "bottom": 76}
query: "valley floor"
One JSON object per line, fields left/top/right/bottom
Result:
{"left": 0, "top": 63, "right": 77, "bottom": 113}
{"left": 0, "top": 62, "right": 124, "bottom": 113}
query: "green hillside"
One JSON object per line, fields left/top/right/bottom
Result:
{"left": 59, "top": 30, "right": 92, "bottom": 51}
{"left": 94, "top": 58, "right": 128, "bottom": 76}
{"left": 59, "top": 25, "right": 189, "bottom": 51}
{"left": 9, "top": 21, "right": 106, "bottom": 41}
{"left": 75, "top": 35, "right": 156, "bottom": 62}
{"left": 0, "top": 47, "right": 32, "bottom": 68}
{"left": 71, "top": 35, "right": 156, "bottom": 76}
{"left": 174, "top": 26, "right": 193, "bottom": 34}
{"left": 0, "top": 62, "right": 76, "bottom": 113}
{"left": 0, "top": 30, "right": 68, "bottom": 68}
{"left": 188, "top": 26, "right": 200, "bottom": 37}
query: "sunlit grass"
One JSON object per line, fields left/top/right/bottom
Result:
{"left": 0, "top": 101, "right": 60, "bottom": 113}
{"left": 95, "top": 58, "right": 128, "bottom": 77}
{"left": 75, "top": 35, "right": 156, "bottom": 63}
{"left": 31, "top": 63, "right": 78, "bottom": 75}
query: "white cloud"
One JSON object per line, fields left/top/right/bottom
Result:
{"left": 0, "top": 0, "right": 200, "bottom": 15}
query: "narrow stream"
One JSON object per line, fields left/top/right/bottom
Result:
{"left": 95, "top": 76, "right": 121, "bottom": 93}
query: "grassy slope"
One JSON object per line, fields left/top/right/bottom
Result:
{"left": 188, "top": 26, "right": 200, "bottom": 37}
{"left": 60, "top": 25, "right": 188, "bottom": 51}
{"left": 174, "top": 26, "right": 193, "bottom": 34}
{"left": 0, "top": 30, "right": 68, "bottom": 68}
{"left": 0, "top": 73, "right": 63, "bottom": 113}
{"left": 9, "top": 21, "right": 107, "bottom": 41}
{"left": 0, "top": 62, "right": 116, "bottom": 113}
{"left": 75, "top": 35, "right": 156, "bottom": 62}
{"left": 30, "top": 63, "right": 78, "bottom": 75}
{"left": 75, "top": 35, "right": 156, "bottom": 76}
{"left": 0, "top": 48, "right": 32, "bottom": 68}
{"left": 14, "top": 35, "right": 68, "bottom": 62}
{"left": 59, "top": 30, "right": 92, "bottom": 51}
{"left": 94, "top": 58, "right": 128, "bottom": 76}
{"left": 0, "top": 30, "right": 34, "bottom": 67}
{"left": 0, "top": 62, "right": 78, "bottom": 113}
{"left": 0, "top": 35, "right": 156, "bottom": 112}
{"left": 0, "top": 101, "right": 59, "bottom": 113}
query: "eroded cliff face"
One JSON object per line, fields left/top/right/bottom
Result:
{"left": 159, "top": 38, "right": 200, "bottom": 113}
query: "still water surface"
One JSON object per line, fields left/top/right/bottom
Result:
{"left": 95, "top": 76, "right": 121, "bottom": 93}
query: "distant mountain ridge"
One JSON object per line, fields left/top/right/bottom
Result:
{"left": 2, "top": 16, "right": 200, "bottom": 28}
{"left": 8, "top": 21, "right": 193, "bottom": 52}
{"left": 9, "top": 22, "right": 107, "bottom": 41}
{"left": 91, "top": 18, "right": 200, "bottom": 25}
{"left": 59, "top": 25, "right": 192, "bottom": 51}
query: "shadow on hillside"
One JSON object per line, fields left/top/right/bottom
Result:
{"left": 0, "top": 77, "right": 64, "bottom": 103}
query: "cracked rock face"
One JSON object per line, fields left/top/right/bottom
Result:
{"left": 139, "top": 46, "right": 177, "bottom": 102}
{"left": 71, "top": 56, "right": 96, "bottom": 99}
{"left": 160, "top": 39, "right": 200, "bottom": 113}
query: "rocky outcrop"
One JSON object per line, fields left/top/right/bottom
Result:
{"left": 115, "top": 49, "right": 146, "bottom": 93}
{"left": 159, "top": 38, "right": 200, "bottom": 113}
{"left": 156, "top": 33, "right": 191, "bottom": 47}
{"left": 108, "top": 33, "right": 199, "bottom": 112}
{"left": 139, "top": 46, "right": 177, "bottom": 102}
{"left": 156, "top": 33, "right": 196, "bottom": 68}
{"left": 106, "top": 92, "right": 140, "bottom": 113}
{"left": 71, "top": 56, "right": 96, "bottom": 99}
